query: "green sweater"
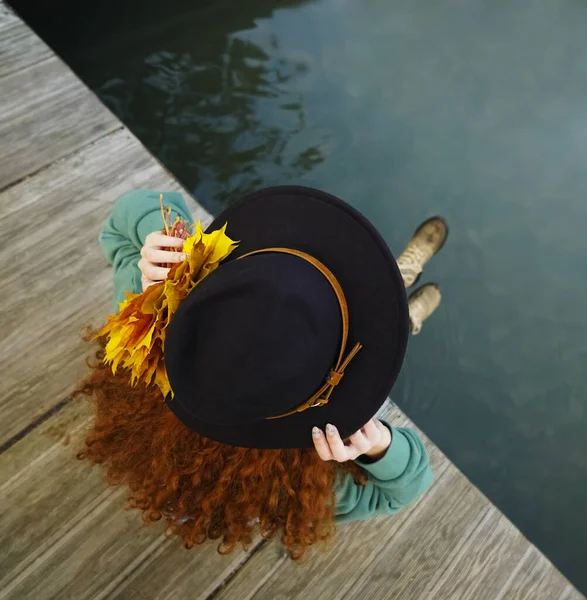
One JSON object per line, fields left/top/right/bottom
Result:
{"left": 99, "top": 189, "right": 434, "bottom": 523}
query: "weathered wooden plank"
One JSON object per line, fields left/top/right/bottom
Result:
{"left": 426, "top": 507, "right": 548, "bottom": 600}
{"left": 0, "top": 128, "right": 209, "bottom": 447}
{"left": 0, "top": 0, "right": 12, "bottom": 22}
{"left": 104, "top": 538, "right": 265, "bottom": 600}
{"left": 563, "top": 586, "right": 587, "bottom": 600}
{"left": 0, "top": 57, "right": 120, "bottom": 189}
{"left": 0, "top": 5, "right": 52, "bottom": 77}
{"left": 209, "top": 542, "right": 287, "bottom": 600}
{"left": 0, "top": 399, "right": 89, "bottom": 489}
{"left": 0, "top": 400, "right": 255, "bottom": 600}
{"left": 496, "top": 547, "right": 583, "bottom": 600}
{"left": 0, "top": 401, "right": 105, "bottom": 589}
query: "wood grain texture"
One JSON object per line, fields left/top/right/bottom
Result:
{"left": 426, "top": 507, "right": 534, "bottom": 600}
{"left": 0, "top": 60, "right": 120, "bottom": 189}
{"left": 496, "top": 548, "right": 583, "bottom": 600}
{"left": 426, "top": 505, "right": 579, "bottom": 600}
{"left": 0, "top": 128, "right": 209, "bottom": 447}
{"left": 0, "top": 403, "right": 254, "bottom": 600}
{"left": 0, "top": 5, "right": 52, "bottom": 77}
{"left": 105, "top": 537, "right": 265, "bottom": 600}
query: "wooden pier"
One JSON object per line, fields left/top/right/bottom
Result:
{"left": 0, "top": 3, "right": 582, "bottom": 598}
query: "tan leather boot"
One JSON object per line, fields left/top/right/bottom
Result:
{"left": 397, "top": 217, "right": 448, "bottom": 288}
{"left": 408, "top": 283, "right": 442, "bottom": 335}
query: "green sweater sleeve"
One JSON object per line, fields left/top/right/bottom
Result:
{"left": 334, "top": 423, "right": 433, "bottom": 522}
{"left": 99, "top": 189, "right": 193, "bottom": 311}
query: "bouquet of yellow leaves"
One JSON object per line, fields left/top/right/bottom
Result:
{"left": 96, "top": 195, "right": 238, "bottom": 398}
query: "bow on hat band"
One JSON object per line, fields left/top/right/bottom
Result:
{"left": 238, "top": 248, "right": 363, "bottom": 420}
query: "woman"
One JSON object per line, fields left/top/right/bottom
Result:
{"left": 75, "top": 186, "right": 447, "bottom": 559}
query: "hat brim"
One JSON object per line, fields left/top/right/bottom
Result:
{"left": 166, "top": 186, "right": 409, "bottom": 448}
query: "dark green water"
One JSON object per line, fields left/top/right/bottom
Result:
{"left": 14, "top": 0, "right": 587, "bottom": 590}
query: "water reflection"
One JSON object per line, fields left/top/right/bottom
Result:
{"left": 104, "top": 34, "right": 324, "bottom": 212}
{"left": 20, "top": 0, "right": 324, "bottom": 214}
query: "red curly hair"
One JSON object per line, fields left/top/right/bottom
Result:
{"left": 73, "top": 333, "right": 367, "bottom": 559}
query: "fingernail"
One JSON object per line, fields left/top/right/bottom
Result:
{"left": 326, "top": 424, "right": 336, "bottom": 436}
{"left": 312, "top": 426, "right": 321, "bottom": 438}
{"left": 180, "top": 253, "right": 188, "bottom": 261}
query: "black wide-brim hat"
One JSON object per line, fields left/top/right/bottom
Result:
{"left": 164, "top": 186, "right": 409, "bottom": 448}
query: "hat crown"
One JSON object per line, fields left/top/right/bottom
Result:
{"left": 164, "top": 253, "right": 342, "bottom": 425}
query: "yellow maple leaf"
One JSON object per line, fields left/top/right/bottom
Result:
{"left": 96, "top": 219, "right": 238, "bottom": 397}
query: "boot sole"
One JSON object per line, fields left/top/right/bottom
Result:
{"left": 410, "top": 216, "right": 449, "bottom": 255}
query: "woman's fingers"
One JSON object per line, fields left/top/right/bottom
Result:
{"left": 141, "top": 247, "right": 188, "bottom": 264}
{"left": 138, "top": 258, "right": 170, "bottom": 282}
{"left": 312, "top": 427, "right": 334, "bottom": 461}
{"left": 362, "top": 418, "right": 382, "bottom": 445}
{"left": 326, "top": 424, "right": 354, "bottom": 461}
{"left": 313, "top": 422, "right": 386, "bottom": 462}
{"left": 313, "top": 420, "right": 389, "bottom": 462}
{"left": 139, "top": 230, "right": 190, "bottom": 292}
{"left": 348, "top": 429, "right": 371, "bottom": 456}
{"left": 147, "top": 265, "right": 171, "bottom": 280}
{"left": 145, "top": 232, "right": 185, "bottom": 248}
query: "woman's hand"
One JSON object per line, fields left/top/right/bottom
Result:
{"left": 312, "top": 418, "right": 392, "bottom": 462}
{"left": 139, "top": 232, "right": 188, "bottom": 292}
